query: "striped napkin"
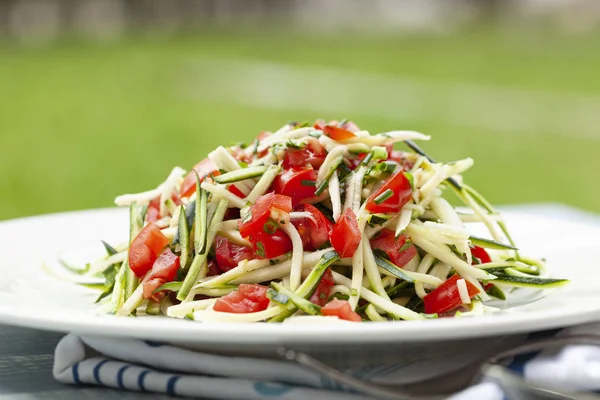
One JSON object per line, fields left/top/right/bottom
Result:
{"left": 52, "top": 322, "right": 600, "bottom": 399}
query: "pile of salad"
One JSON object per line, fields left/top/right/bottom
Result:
{"left": 66, "top": 119, "right": 568, "bottom": 323}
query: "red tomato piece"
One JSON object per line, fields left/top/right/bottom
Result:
{"left": 365, "top": 171, "right": 413, "bottom": 214}
{"left": 340, "top": 121, "right": 360, "bottom": 133}
{"left": 207, "top": 259, "right": 221, "bottom": 277}
{"left": 321, "top": 299, "right": 362, "bottom": 322}
{"left": 142, "top": 248, "right": 180, "bottom": 301}
{"left": 309, "top": 268, "right": 334, "bottom": 306}
{"left": 146, "top": 193, "right": 182, "bottom": 223}
{"left": 423, "top": 274, "right": 480, "bottom": 314}
{"left": 228, "top": 184, "right": 246, "bottom": 199}
{"left": 238, "top": 193, "right": 292, "bottom": 238}
{"left": 330, "top": 208, "right": 361, "bottom": 259}
{"left": 291, "top": 204, "right": 333, "bottom": 251}
{"left": 323, "top": 125, "right": 356, "bottom": 142}
{"left": 249, "top": 229, "right": 293, "bottom": 259}
{"left": 213, "top": 284, "right": 270, "bottom": 314}
{"left": 215, "top": 236, "right": 255, "bottom": 272}
{"left": 180, "top": 159, "right": 218, "bottom": 198}
{"left": 272, "top": 167, "right": 318, "bottom": 207}
{"left": 129, "top": 223, "right": 170, "bottom": 278}
{"left": 370, "top": 229, "right": 417, "bottom": 268}
{"left": 471, "top": 246, "right": 491, "bottom": 264}
{"left": 282, "top": 138, "right": 327, "bottom": 170}
{"left": 388, "top": 150, "right": 415, "bottom": 171}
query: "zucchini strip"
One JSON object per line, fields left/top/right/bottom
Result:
{"left": 271, "top": 282, "right": 321, "bottom": 315}
{"left": 489, "top": 274, "right": 569, "bottom": 289}
{"left": 178, "top": 205, "right": 191, "bottom": 271}
{"left": 194, "top": 185, "right": 209, "bottom": 255}
{"left": 212, "top": 165, "right": 268, "bottom": 184}
{"left": 246, "top": 164, "right": 280, "bottom": 204}
{"left": 177, "top": 199, "right": 228, "bottom": 301}
{"left": 470, "top": 235, "right": 518, "bottom": 251}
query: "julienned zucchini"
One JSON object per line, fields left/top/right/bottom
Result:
{"left": 145, "top": 300, "right": 161, "bottom": 315}
{"left": 178, "top": 205, "right": 191, "bottom": 271}
{"left": 373, "top": 254, "right": 414, "bottom": 283}
{"left": 488, "top": 274, "right": 569, "bottom": 289}
{"left": 194, "top": 182, "right": 209, "bottom": 255}
{"left": 212, "top": 165, "right": 268, "bottom": 184}
{"left": 270, "top": 282, "right": 321, "bottom": 315}
{"left": 124, "top": 204, "right": 143, "bottom": 299}
{"left": 469, "top": 236, "right": 518, "bottom": 251}
{"left": 268, "top": 250, "right": 340, "bottom": 322}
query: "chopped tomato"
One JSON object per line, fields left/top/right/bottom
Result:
{"left": 340, "top": 121, "right": 360, "bottom": 133}
{"left": 365, "top": 171, "right": 412, "bottom": 214}
{"left": 238, "top": 193, "right": 292, "bottom": 238}
{"left": 142, "top": 248, "right": 180, "bottom": 301}
{"left": 471, "top": 246, "right": 491, "bottom": 264}
{"left": 282, "top": 138, "right": 327, "bottom": 169}
{"left": 423, "top": 274, "right": 480, "bottom": 315}
{"left": 207, "top": 259, "right": 221, "bottom": 277}
{"left": 321, "top": 299, "right": 362, "bottom": 322}
{"left": 348, "top": 153, "right": 368, "bottom": 170}
{"left": 180, "top": 159, "right": 218, "bottom": 198}
{"left": 248, "top": 229, "right": 292, "bottom": 259}
{"left": 272, "top": 167, "right": 318, "bottom": 207}
{"left": 330, "top": 208, "right": 361, "bottom": 259}
{"left": 230, "top": 146, "right": 252, "bottom": 164}
{"left": 370, "top": 229, "right": 417, "bottom": 268}
{"left": 309, "top": 268, "right": 334, "bottom": 306}
{"left": 323, "top": 125, "right": 356, "bottom": 142}
{"left": 215, "top": 236, "right": 255, "bottom": 272}
{"left": 388, "top": 150, "right": 415, "bottom": 171}
{"left": 213, "top": 284, "right": 270, "bottom": 313}
{"left": 291, "top": 204, "right": 333, "bottom": 251}
{"left": 129, "top": 223, "right": 170, "bottom": 278}
{"left": 228, "top": 184, "right": 246, "bottom": 199}
{"left": 146, "top": 193, "right": 182, "bottom": 223}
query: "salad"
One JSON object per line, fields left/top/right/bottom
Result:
{"left": 66, "top": 119, "right": 568, "bottom": 323}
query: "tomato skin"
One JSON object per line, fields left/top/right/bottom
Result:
{"left": 291, "top": 204, "right": 333, "bottom": 251}
{"left": 213, "top": 284, "right": 270, "bottom": 313}
{"left": 129, "top": 223, "right": 170, "bottom": 278}
{"left": 207, "top": 259, "right": 221, "bottom": 276}
{"left": 388, "top": 150, "right": 415, "bottom": 171}
{"left": 282, "top": 138, "right": 327, "bottom": 169}
{"left": 330, "top": 208, "right": 361, "bottom": 259}
{"left": 309, "top": 268, "right": 334, "bottom": 306}
{"left": 228, "top": 184, "right": 246, "bottom": 199}
{"left": 146, "top": 193, "right": 182, "bottom": 223}
{"left": 215, "top": 236, "right": 255, "bottom": 272}
{"left": 423, "top": 274, "right": 480, "bottom": 315}
{"left": 321, "top": 299, "right": 362, "bottom": 322}
{"left": 248, "top": 229, "right": 293, "bottom": 259}
{"left": 471, "top": 246, "right": 491, "bottom": 264}
{"left": 365, "top": 171, "right": 413, "bottom": 214}
{"left": 370, "top": 229, "right": 417, "bottom": 268}
{"left": 180, "top": 159, "right": 218, "bottom": 198}
{"left": 238, "top": 193, "right": 292, "bottom": 238}
{"left": 272, "top": 167, "right": 318, "bottom": 207}
{"left": 142, "top": 248, "right": 180, "bottom": 301}
{"left": 323, "top": 125, "right": 356, "bottom": 142}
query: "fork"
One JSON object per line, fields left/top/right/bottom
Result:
{"left": 279, "top": 334, "right": 600, "bottom": 400}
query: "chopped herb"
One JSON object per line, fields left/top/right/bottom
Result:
{"left": 297, "top": 121, "right": 311, "bottom": 128}
{"left": 287, "top": 139, "right": 305, "bottom": 149}
{"left": 101, "top": 240, "right": 118, "bottom": 256}
{"left": 255, "top": 242, "right": 266, "bottom": 258}
{"left": 252, "top": 139, "right": 259, "bottom": 155}
{"left": 338, "top": 118, "right": 348, "bottom": 126}
{"left": 398, "top": 239, "right": 413, "bottom": 252}
{"left": 374, "top": 189, "right": 394, "bottom": 205}
{"left": 337, "top": 163, "right": 352, "bottom": 182}
{"left": 263, "top": 218, "right": 278, "bottom": 235}
{"left": 301, "top": 180, "right": 316, "bottom": 187}
{"left": 269, "top": 259, "right": 277, "bottom": 266}
{"left": 319, "top": 292, "right": 326, "bottom": 299}
{"left": 238, "top": 161, "right": 248, "bottom": 168}
{"left": 361, "top": 152, "right": 373, "bottom": 166}
{"left": 403, "top": 172, "right": 415, "bottom": 190}
{"left": 315, "top": 180, "right": 329, "bottom": 196}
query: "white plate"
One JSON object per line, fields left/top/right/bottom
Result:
{"left": 1, "top": 207, "right": 600, "bottom": 353}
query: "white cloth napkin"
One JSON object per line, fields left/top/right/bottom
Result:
{"left": 52, "top": 323, "right": 600, "bottom": 399}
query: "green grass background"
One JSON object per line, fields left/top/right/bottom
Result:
{"left": 1, "top": 27, "right": 599, "bottom": 220}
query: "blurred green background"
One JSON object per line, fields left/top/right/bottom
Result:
{"left": 1, "top": 1, "right": 600, "bottom": 220}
